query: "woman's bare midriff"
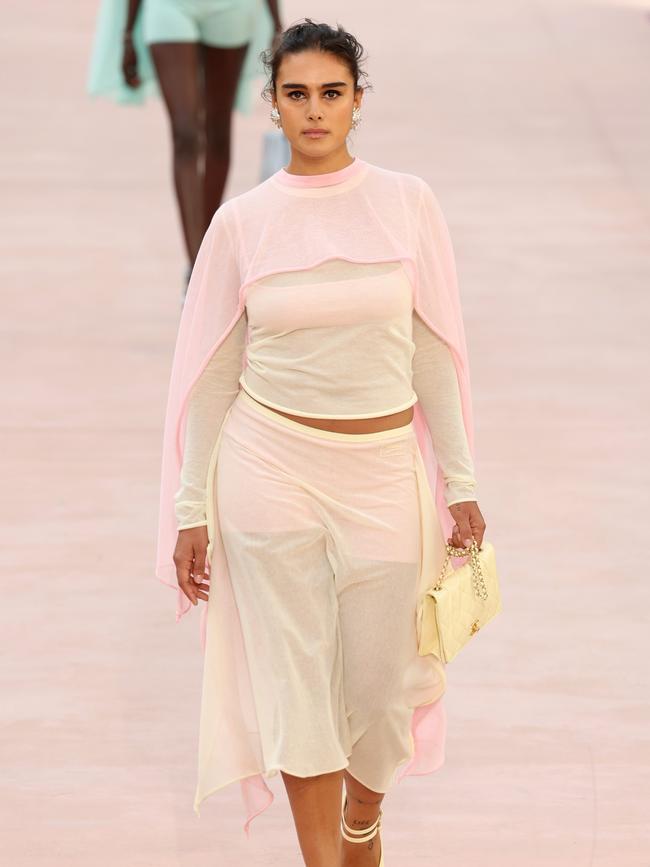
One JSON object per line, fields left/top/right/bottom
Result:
{"left": 246, "top": 394, "right": 415, "bottom": 434}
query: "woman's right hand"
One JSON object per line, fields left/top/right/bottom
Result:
{"left": 173, "top": 526, "right": 210, "bottom": 607}
{"left": 121, "top": 34, "right": 141, "bottom": 88}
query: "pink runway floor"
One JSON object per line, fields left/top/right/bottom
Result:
{"left": 2, "top": 1, "right": 649, "bottom": 864}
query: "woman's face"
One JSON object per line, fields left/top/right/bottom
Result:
{"left": 272, "top": 49, "right": 362, "bottom": 158}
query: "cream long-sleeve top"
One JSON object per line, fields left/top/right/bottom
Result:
{"left": 175, "top": 256, "right": 478, "bottom": 530}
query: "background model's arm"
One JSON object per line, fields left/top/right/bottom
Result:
{"left": 124, "top": 0, "right": 143, "bottom": 33}
{"left": 264, "top": 0, "right": 282, "bottom": 31}
{"left": 411, "top": 310, "right": 478, "bottom": 507}
{"left": 174, "top": 311, "right": 247, "bottom": 530}
{"left": 122, "top": 0, "right": 144, "bottom": 88}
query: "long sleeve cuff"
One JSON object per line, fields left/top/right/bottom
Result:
{"left": 175, "top": 500, "right": 209, "bottom": 531}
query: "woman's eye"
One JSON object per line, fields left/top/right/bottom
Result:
{"left": 286, "top": 90, "right": 341, "bottom": 100}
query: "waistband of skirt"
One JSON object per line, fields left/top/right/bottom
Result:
{"left": 235, "top": 388, "right": 416, "bottom": 443}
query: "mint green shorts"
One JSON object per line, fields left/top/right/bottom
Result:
{"left": 143, "top": 0, "right": 258, "bottom": 48}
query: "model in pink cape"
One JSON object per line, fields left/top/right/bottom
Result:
{"left": 156, "top": 19, "right": 485, "bottom": 865}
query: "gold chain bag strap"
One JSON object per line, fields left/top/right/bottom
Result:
{"left": 417, "top": 539, "right": 501, "bottom": 663}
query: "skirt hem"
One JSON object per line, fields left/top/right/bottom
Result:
{"left": 194, "top": 755, "right": 353, "bottom": 817}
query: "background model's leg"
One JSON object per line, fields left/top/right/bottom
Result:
{"left": 149, "top": 41, "right": 205, "bottom": 265}
{"left": 201, "top": 42, "right": 249, "bottom": 228}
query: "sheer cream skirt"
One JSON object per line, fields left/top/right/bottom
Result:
{"left": 195, "top": 389, "right": 447, "bottom": 818}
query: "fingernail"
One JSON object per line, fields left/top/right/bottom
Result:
{"left": 463, "top": 538, "right": 472, "bottom": 548}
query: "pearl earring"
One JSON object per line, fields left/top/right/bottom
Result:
{"left": 351, "top": 106, "right": 362, "bottom": 130}
{"left": 270, "top": 106, "right": 282, "bottom": 128}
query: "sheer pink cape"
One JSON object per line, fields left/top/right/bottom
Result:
{"left": 155, "top": 158, "right": 475, "bottom": 834}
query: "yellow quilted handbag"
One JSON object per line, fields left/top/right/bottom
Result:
{"left": 417, "top": 539, "right": 501, "bottom": 663}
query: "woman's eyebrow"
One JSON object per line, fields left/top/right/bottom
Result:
{"left": 280, "top": 81, "right": 349, "bottom": 89}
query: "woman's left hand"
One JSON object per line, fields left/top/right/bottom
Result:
{"left": 121, "top": 34, "right": 141, "bottom": 89}
{"left": 447, "top": 501, "right": 486, "bottom": 550}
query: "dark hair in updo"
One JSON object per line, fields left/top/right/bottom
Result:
{"left": 261, "top": 18, "right": 371, "bottom": 101}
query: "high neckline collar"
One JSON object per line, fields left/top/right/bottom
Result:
{"left": 275, "top": 156, "right": 366, "bottom": 188}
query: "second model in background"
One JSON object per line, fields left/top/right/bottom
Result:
{"left": 88, "top": 0, "right": 283, "bottom": 292}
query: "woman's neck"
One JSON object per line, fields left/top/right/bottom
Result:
{"left": 283, "top": 148, "right": 355, "bottom": 177}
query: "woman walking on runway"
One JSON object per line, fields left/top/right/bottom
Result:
{"left": 156, "top": 18, "right": 486, "bottom": 866}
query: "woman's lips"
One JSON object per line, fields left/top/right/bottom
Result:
{"left": 303, "top": 130, "right": 328, "bottom": 139}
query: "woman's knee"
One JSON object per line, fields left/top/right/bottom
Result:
{"left": 345, "top": 663, "right": 405, "bottom": 727}
{"left": 170, "top": 117, "right": 202, "bottom": 158}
